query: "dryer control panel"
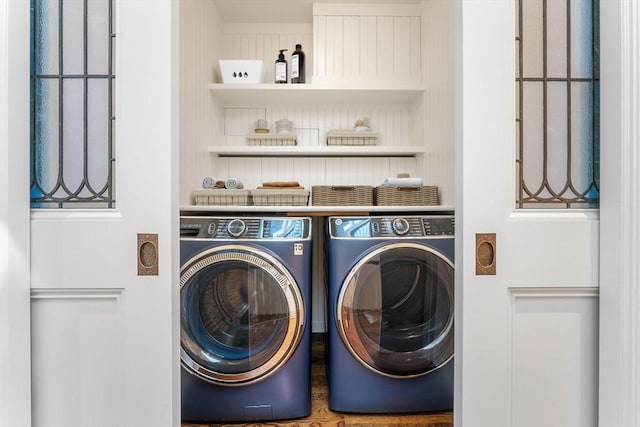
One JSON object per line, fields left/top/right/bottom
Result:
{"left": 330, "top": 216, "right": 454, "bottom": 239}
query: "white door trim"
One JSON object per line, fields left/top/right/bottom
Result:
{"left": 599, "top": 1, "right": 640, "bottom": 426}
{"left": 0, "top": 1, "right": 31, "bottom": 426}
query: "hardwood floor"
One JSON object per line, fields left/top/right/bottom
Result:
{"left": 181, "top": 334, "right": 454, "bottom": 427}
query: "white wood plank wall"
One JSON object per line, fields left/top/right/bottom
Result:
{"left": 221, "top": 24, "right": 313, "bottom": 84}
{"left": 222, "top": 104, "right": 412, "bottom": 147}
{"left": 212, "top": 157, "right": 419, "bottom": 190}
{"left": 211, "top": 103, "right": 419, "bottom": 190}
{"left": 180, "top": 2, "right": 437, "bottom": 204}
{"left": 422, "top": 0, "right": 455, "bottom": 205}
{"left": 180, "top": 0, "right": 223, "bottom": 205}
{"left": 313, "top": 4, "right": 422, "bottom": 83}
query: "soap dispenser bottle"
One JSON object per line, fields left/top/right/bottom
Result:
{"left": 274, "top": 49, "right": 288, "bottom": 84}
{"left": 291, "top": 44, "right": 305, "bottom": 84}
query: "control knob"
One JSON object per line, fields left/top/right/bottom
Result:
{"left": 227, "top": 219, "right": 246, "bottom": 238}
{"left": 391, "top": 218, "right": 410, "bottom": 236}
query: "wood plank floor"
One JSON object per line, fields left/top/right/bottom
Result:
{"left": 182, "top": 334, "right": 454, "bottom": 427}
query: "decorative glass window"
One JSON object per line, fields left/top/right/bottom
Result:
{"left": 30, "top": 0, "right": 115, "bottom": 208}
{"left": 515, "top": 0, "right": 599, "bottom": 208}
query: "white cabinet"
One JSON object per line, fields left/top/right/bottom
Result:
{"left": 180, "top": 0, "right": 455, "bottom": 208}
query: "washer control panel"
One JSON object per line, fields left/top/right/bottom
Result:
{"left": 180, "top": 216, "right": 311, "bottom": 240}
{"left": 330, "top": 215, "right": 454, "bottom": 238}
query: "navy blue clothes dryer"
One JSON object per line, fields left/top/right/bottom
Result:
{"left": 325, "top": 215, "right": 455, "bottom": 414}
{"left": 179, "top": 216, "right": 312, "bottom": 423}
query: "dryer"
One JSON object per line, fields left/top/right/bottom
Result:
{"left": 180, "top": 216, "right": 312, "bottom": 423}
{"left": 325, "top": 215, "right": 454, "bottom": 414}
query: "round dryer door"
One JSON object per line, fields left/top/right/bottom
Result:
{"left": 180, "top": 245, "right": 304, "bottom": 385}
{"left": 337, "top": 242, "right": 454, "bottom": 378}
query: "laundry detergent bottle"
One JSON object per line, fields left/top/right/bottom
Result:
{"left": 275, "top": 49, "right": 288, "bottom": 84}
{"left": 291, "top": 44, "right": 305, "bottom": 84}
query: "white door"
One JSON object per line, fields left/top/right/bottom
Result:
{"left": 456, "top": 2, "right": 599, "bottom": 427}
{"left": 27, "top": 1, "right": 179, "bottom": 426}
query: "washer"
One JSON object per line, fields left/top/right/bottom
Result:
{"left": 325, "top": 215, "right": 455, "bottom": 413}
{"left": 180, "top": 216, "right": 312, "bottom": 423}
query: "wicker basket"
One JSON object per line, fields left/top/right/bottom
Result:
{"left": 193, "top": 189, "right": 252, "bottom": 206}
{"left": 374, "top": 186, "right": 439, "bottom": 206}
{"left": 312, "top": 185, "right": 374, "bottom": 206}
{"left": 247, "top": 133, "right": 297, "bottom": 146}
{"left": 326, "top": 131, "right": 378, "bottom": 146}
{"left": 251, "top": 189, "right": 309, "bottom": 206}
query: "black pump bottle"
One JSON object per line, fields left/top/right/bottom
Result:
{"left": 275, "top": 49, "right": 288, "bottom": 84}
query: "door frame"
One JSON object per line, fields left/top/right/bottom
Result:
{"left": 0, "top": 1, "right": 31, "bottom": 425}
{"left": 598, "top": 1, "right": 640, "bottom": 424}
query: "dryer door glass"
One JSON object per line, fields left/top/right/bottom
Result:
{"left": 180, "top": 246, "right": 303, "bottom": 385}
{"left": 338, "top": 243, "right": 454, "bottom": 377}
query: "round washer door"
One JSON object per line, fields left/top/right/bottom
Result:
{"left": 180, "top": 245, "right": 304, "bottom": 385}
{"left": 337, "top": 242, "right": 454, "bottom": 378}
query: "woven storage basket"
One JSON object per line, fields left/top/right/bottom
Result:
{"left": 374, "top": 186, "right": 439, "bottom": 206}
{"left": 193, "top": 189, "right": 252, "bottom": 206}
{"left": 251, "top": 189, "right": 309, "bottom": 206}
{"left": 326, "top": 131, "right": 378, "bottom": 146}
{"left": 312, "top": 185, "right": 374, "bottom": 206}
{"left": 247, "top": 133, "right": 297, "bottom": 146}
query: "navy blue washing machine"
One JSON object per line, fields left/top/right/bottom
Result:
{"left": 179, "top": 216, "right": 312, "bottom": 423}
{"left": 325, "top": 215, "right": 455, "bottom": 414}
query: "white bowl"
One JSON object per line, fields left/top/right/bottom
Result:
{"left": 219, "top": 60, "right": 264, "bottom": 84}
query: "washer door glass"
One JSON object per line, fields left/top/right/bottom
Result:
{"left": 180, "top": 245, "right": 304, "bottom": 385}
{"left": 337, "top": 242, "right": 454, "bottom": 377}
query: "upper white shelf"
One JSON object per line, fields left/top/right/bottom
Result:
{"left": 208, "top": 145, "right": 426, "bottom": 157}
{"left": 213, "top": 0, "right": 407, "bottom": 24}
{"left": 208, "top": 83, "right": 425, "bottom": 105}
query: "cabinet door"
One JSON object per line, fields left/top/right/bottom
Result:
{"left": 457, "top": 2, "right": 599, "bottom": 427}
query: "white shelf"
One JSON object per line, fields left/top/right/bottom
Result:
{"left": 208, "top": 145, "right": 426, "bottom": 157}
{"left": 213, "top": 0, "right": 408, "bottom": 24}
{"left": 181, "top": 205, "right": 455, "bottom": 214}
{"left": 208, "top": 83, "right": 425, "bottom": 105}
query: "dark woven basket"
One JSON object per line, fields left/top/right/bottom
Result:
{"left": 312, "top": 185, "right": 374, "bottom": 206}
{"left": 374, "top": 186, "right": 439, "bottom": 206}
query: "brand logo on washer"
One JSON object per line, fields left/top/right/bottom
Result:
{"left": 294, "top": 243, "right": 303, "bottom": 255}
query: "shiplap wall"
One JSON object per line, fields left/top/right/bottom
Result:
{"left": 217, "top": 102, "right": 419, "bottom": 189}
{"left": 221, "top": 24, "right": 312, "bottom": 84}
{"left": 180, "top": 0, "right": 223, "bottom": 205}
{"left": 421, "top": 0, "right": 455, "bottom": 206}
{"left": 180, "top": 1, "right": 443, "bottom": 205}
{"left": 208, "top": 3, "right": 426, "bottom": 200}
{"left": 313, "top": 4, "right": 423, "bottom": 83}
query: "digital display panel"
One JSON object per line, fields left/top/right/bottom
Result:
{"left": 262, "top": 219, "right": 303, "bottom": 238}
{"left": 423, "top": 218, "right": 455, "bottom": 236}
